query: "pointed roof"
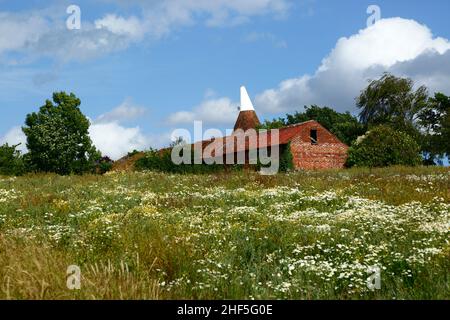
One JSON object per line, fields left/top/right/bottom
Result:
{"left": 234, "top": 86, "right": 260, "bottom": 131}
{"left": 240, "top": 86, "right": 255, "bottom": 111}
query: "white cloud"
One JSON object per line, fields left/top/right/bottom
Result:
{"left": 0, "top": 12, "right": 49, "bottom": 55}
{"left": 0, "top": 10, "right": 140, "bottom": 64}
{"left": 0, "top": 0, "right": 290, "bottom": 65}
{"left": 0, "top": 122, "right": 163, "bottom": 161}
{"left": 105, "top": 0, "right": 290, "bottom": 36}
{"left": 95, "top": 14, "right": 146, "bottom": 40}
{"left": 95, "top": 99, "right": 147, "bottom": 123}
{"left": 0, "top": 103, "right": 164, "bottom": 160}
{"left": 167, "top": 111, "right": 195, "bottom": 124}
{"left": 89, "top": 121, "right": 150, "bottom": 160}
{"left": 89, "top": 100, "right": 154, "bottom": 159}
{"left": 33, "top": 24, "right": 136, "bottom": 63}
{"left": 0, "top": 121, "right": 152, "bottom": 160}
{"left": 167, "top": 97, "right": 239, "bottom": 126}
{"left": 0, "top": 126, "right": 27, "bottom": 153}
{"left": 255, "top": 18, "right": 450, "bottom": 114}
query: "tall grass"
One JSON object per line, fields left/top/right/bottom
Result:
{"left": 0, "top": 166, "right": 448, "bottom": 300}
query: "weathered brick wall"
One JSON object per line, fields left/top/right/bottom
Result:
{"left": 290, "top": 122, "right": 349, "bottom": 170}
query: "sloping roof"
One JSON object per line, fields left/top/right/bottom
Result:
{"left": 203, "top": 120, "right": 319, "bottom": 158}
{"left": 278, "top": 121, "right": 317, "bottom": 144}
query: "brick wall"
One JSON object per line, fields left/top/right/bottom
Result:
{"left": 289, "top": 122, "right": 349, "bottom": 170}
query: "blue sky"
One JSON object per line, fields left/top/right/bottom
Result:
{"left": 0, "top": 0, "right": 449, "bottom": 159}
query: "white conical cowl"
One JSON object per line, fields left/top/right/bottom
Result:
{"left": 240, "top": 86, "right": 255, "bottom": 111}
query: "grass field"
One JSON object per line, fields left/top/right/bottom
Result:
{"left": 0, "top": 166, "right": 449, "bottom": 300}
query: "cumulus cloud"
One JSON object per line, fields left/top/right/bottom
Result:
{"left": 95, "top": 99, "right": 147, "bottom": 124}
{"left": 88, "top": 100, "right": 154, "bottom": 159}
{"left": 0, "top": 120, "right": 162, "bottom": 161}
{"left": 255, "top": 18, "right": 450, "bottom": 114}
{"left": 167, "top": 97, "right": 239, "bottom": 126}
{"left": 389, "top": 50, "right": 450, "bottom": 95}
{"left": 0, "top": 126, "right": 27, "bottom": 153}
{"left": 0, "top": 100, "right": 164, "bottom": 161}
{"left": 89, "top": 121, "right": 150, "bottom": 160}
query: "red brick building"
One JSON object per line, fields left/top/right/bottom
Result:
{"left": 200, "top": 86, "right": 349, "bottom": 170}
{"left": 273, "top": 120, "right": 349, "bottom": 170}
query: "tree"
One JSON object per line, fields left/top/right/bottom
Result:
{"left": 346, "top": 125, "right": 422, "bottom": 168}
{"left": 357, "top": 73, "right": 428, "bottom": 139}
{"left": 0, "top": 143, "right": 25, "bottom": 176}
{"left": 418, "top": 92, "right": 450, "bottom": 162}
{"left": 259, "top": 117, "right": 286, "bottom": 130}
{"left": 22, "top": 92, "right": 100, "bottom": 175}
{"left": 259, "top": 105, "right": 366, "bottom": 146}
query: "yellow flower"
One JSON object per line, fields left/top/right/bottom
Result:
{"left": 52, "top": 199, "right": 69, "bottom": 213}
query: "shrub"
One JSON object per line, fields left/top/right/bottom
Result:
{"left": 135, "top": 148, "right": 230, "bottom": 174}
{"left": 257, "top": 143, "right": 294, "bottom": 173}
{"left": 136, "top": 144, "right": 293, "bottom": 175}
{"left": 346, "top": 125, "right": 422, "bottom": 168}
{"left": 127, "top": 150, "right": 141, "bottom": 157}
{"left": 0, "top": 143, "right": 26, "bottom": 176}
{"left": 96, "top": 156, "right": 114, "bottom": 175}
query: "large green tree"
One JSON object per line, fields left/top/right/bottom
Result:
{"left": 23, "top": 92, "right": 100, "bottom": 175}
{"left": 418, "top": 92, "right": 450, "bottom": 161}
{"left": 259, "top": 105, "right": 366, "bottom": 146}
{"left": 356, "top": 73, "right": 428, "bottom": 139}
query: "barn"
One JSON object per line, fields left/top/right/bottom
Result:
{"left": 199, "top": 87, "right": 349, "bottom": 170}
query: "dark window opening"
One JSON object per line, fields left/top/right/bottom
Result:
{"left": 310, "top": 129, "right": 318, "bottom": 145}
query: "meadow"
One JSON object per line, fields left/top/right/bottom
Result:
{"left": 0, "top": 166, "right": 449, "bottom": 300}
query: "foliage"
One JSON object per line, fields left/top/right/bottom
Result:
{"left": 96, "top": 156, "right": 114, "bottom": 175}
{"left": 136, "top": 142, "right": 293, "bottom": 174}
{"left": 418, "top": 92, "right": 450, "bottom": 161}
{"left": 279, "top": 143, "right": 294, "bottom": 172}
{"left": 0, "top": 143, "right": 26, "bottom": 176}
{"left": 254, "top": 143, "right": 294, "bottom": 173}
{"left": 260, "top": 105, "right": 366, "bottom": 146}
{"left": 0, "top": 167, "right": 448, "bottom": 299}
{"left": 135, "top": 148, "right": 231, "bottom": 174}
{"left": 259, "top": 117, "right": 286, "bottom": 130}
{"left": 346, "top": 125, "right": 422, "bottom": 168}
{"left": 22, "top": 92, "right": 100, "bottom": 175}
{"left": 356, "top": 73, "right": 428, "bottom": 139}
{"left": 127, "top": 150, "right": 141, "bottom": 158}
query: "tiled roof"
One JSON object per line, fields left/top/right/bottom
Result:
{"left": 201, "top": 120, "right": 318, "bottom": 158}
{"left": 233, "top": 110, "right": 261, "bottom": 131}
